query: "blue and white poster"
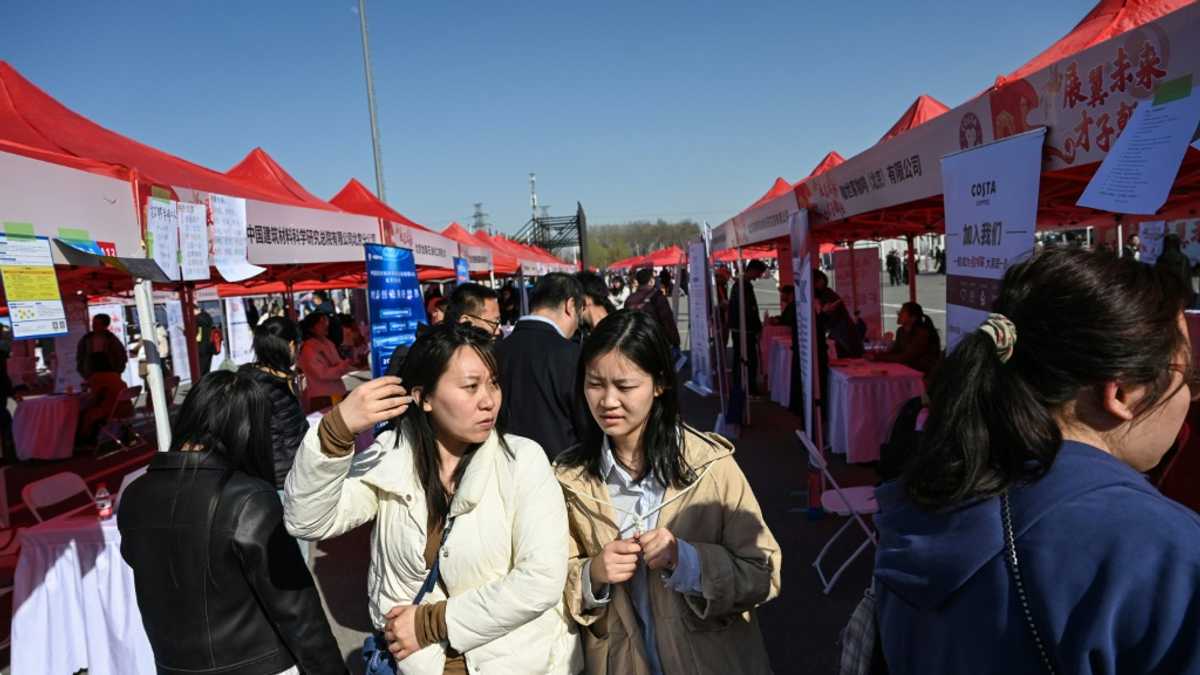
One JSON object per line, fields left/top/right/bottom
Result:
{"left": 365, "top": 244, "right": 427, "bottom": 378}
{"left": 454, "top": 256, "right": 470, "bottom": 285}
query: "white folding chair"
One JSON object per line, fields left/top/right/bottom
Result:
{"left": 100, "top": 385, "right": 146, "bottom": 450}
{"left": 797, "top": 430, "right": 879, "bottom": 594}
{"left": 21, "top": 471, "right": 93, "bottom": 523}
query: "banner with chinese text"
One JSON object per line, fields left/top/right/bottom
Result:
{"left": 942, "top": 128, "right": 1045, "bottom": 349}
{"left": 365, "top": 244, "right": 427, "bottom": 378}
{"left": 685, "top": 239, "right": 713, "bottom": 396}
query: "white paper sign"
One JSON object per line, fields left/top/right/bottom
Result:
{"left": 53, "top": 294, "right": 88, "bottom": 392}
{"left": 942, "top": 128, "right": 1044, "bottom": 349}
{"left": 146, "top": 198, "right": 180, "bottom": 281}
{"left": 209, "top": 194, "right": 265, "bottom": 282}
{"left": 685, "top": 240, "right": 713, "bottom": 396}
{"left": 165, "top": 300, "right": 192, "bottom": 384}
{"left": 0, "top": 235, "right": 69, "bottom": 339}
{"left": 790, "top": 211, "right": 816, "bottom": 442}
{"left": 177, "top": 201, "right": 210, "bottom": 281}
{"left": 1077, "top": 86, "right": 1200, "bottom": 215}
{"left": 224, "top": 298, "right": 256, "bottom": 366}
{"left": 1138, "top": 221, "right": 1166, "bottom": 264}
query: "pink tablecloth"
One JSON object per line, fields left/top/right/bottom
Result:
{"left": 759, "top": 324, "right": 791, "bottom": 389}
{"left": 827, "top": 360, "right": 925, "bottom": 464}
{"left": 14, "top": 394, "right": 81, "bottom": 461}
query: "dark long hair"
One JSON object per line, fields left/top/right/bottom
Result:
{"left": 389, "top": 322, "right": 510, "bottom": 523}
{"left": 906, "top": 247, "right": 1189, "bottom": 510}
{"left": 900, "top": 301, "right": 940, "bottom": 345}
{"left": 168, "top": 370, "right": 275, "bottom": 581}
{"left": 558, "top": 309, "right": 695, "bottom": 489}
{"left": 251, "top": 316, "right": 300, "bottom": 373}
{"left": 300, "top": 312, "right": 326, "bottom": 340}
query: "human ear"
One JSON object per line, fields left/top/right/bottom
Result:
{"left": 1099, "top": 380, "right": 1140, "bottom": 422}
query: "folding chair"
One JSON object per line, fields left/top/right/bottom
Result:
{"left": 21, "top": 471, "right": 93, "bottom": 522}
{"left": 99, "top": 385, "right": 145, "bottom": 450}
{"left": 797, "top": 430, "right": 879, "bottom": 594}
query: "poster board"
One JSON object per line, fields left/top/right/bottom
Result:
{"left": 831, "top": 247, "right": 883, "bottom": 341}
{"left": 165, "top": 300, "right": 192, "bottom": 384}
{"left": 942, "top": 128, "right": 1045, "bottom": 349}
{"left": 685, "top": 239, "right": 713, "bottom": 396}
{"left": 223, "top": 299, "right": 256, "bottom": 367}
{"left": 1139, "top": 220, "right": 1166, "bottom": 264}
{"left": 365, "top": 244, "right": 427, "bottom": 378}
{"left": 454, "top": 257, "right": 470, "bottom": 285}
{"left": 53, "top": 294, "right": 88, "bottom": 393}
{"left": 0, "top": 234, "right": 68, "bottom": 339}
{"left": 790, "top": 211, "right": 815, "bottom": 441}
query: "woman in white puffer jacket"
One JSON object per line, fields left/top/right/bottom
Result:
{"left": 284, "top": 322, "right": 582, "bottom": 675}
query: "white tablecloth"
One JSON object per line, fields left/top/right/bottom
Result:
{"left": 828, "top": 360, "right": 925, "bottom": 464}
{"left": 13, "top": 508, "right": 156, "bottom": 675}
{"left": 767, "top": 336, "right": 792, "bottom": 408}
{"left": 14, "top": 394, "right": 81, "bottom": 461}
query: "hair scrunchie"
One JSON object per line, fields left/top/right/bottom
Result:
{"left": 978, "top": 313, "right": 1018, "bottom": 364}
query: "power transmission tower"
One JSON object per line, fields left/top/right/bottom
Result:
{"left": 471, "top": 203, "right": 491, "bottom": 235}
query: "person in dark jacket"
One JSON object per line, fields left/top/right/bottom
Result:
{"left": 239, "top": 316, "right": 307, "bottom": 490}
{"left": 624, "top": 268, "right": 681, "bottom": 348}
{"left": 574, "top": 271, "right": 616, "bottom": 344}
{"left": 1156, "top": 232, "right": 1195, "bottom": 306}
{"left": 727, "top": 259, "right": 766, "bottom": 396}
{"left": 875, "top": 248, "right": 1200, "bottom": 674}
{"left": 496, "top": 273, "right": 587, "bottom": 460}
{"left": 872, "top": 301, "right": 940, "bottom": 376}
{"left": 75, "top": 313, "right": 128, "bottom": 379}
{"left": 195, "top": 305, "right": 216, "bottom": 375}
{"left": 119, "top": 370, "right": 344, "bottom": 675}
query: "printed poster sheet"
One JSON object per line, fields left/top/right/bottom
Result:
{"left": 177, "top": 201, "right": 210, "bottom": 281}
{"left": 942, "top": 128, "right": 1045, "bottom": 349}
{"left": 685, "top": 239, "right": 713, "bottom": 396}
{"left": 0, "top": 235, "right": 68, "bottom": 339}
{"left": 165, "top": 300, "right": 192, "bottom": 384}
{"left": 832, "top": 247, "right": 883, "bottom": 341}
{"left": 365, "top": 244, "right": 427, "bottom": 379}
{"left": 454, "top": 257, "right": 470, "bottom": 285}
{"left": 209, "top": 194, "right": 265, "bottom": 282}
{"left": 789, "top": 211, "right": 816, "bottom": 442}
{"left": 146, "top": 198, "right": 180, "bottom": 281}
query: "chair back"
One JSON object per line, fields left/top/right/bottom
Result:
{"left": 21, "top": 472, "right": 92, "bottom": 522}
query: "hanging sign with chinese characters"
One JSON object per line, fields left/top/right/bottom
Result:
{"left": 942, "top": 128, "right": 1045, "bottom": 350}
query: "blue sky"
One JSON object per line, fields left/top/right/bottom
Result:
{"left": 3, "top": 1, "right": 1096, "bottom": 232}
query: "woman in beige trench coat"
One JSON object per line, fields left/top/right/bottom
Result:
{"left": 555, "top": 310, "right": 781, "bottom": 675}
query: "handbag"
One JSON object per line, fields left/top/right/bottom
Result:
{"left": 361, "top": 517, "right": 456, "bottom": 675}
{"left": 839, "top": 579, "right": 889, "bottom": 675}
{"left": 1000, "top": 492, "right": 1058, "bottom": 675}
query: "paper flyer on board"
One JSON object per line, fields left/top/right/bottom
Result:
{"left": 209, "top": 194, "right": 265, "bottom": 282}
{"left": 943, "top": 128, "right": 1045, "bottom": 349}
{"left": 146, "top": 197, "right": 181, "bottom": 281}
{"left": 0, "top": 234, "right": 68, "bottom": 339}
{"left": 224, "top": 299, "right": 256, "bottom": 366}
{"left": 177, "top": 201, "right": 210, "bottom": 281}
{"left": 165, "top": 300, "right": 192, "bottom": 384}
{"left": 1077, "top": 79, "right": 1200, "bottom": 215}
{"left": 831, "top": 247, "right": 883, "bottom": 341}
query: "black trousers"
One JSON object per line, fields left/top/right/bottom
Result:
{"left": 731, "top": 330, "right": 761, "bottom": 395}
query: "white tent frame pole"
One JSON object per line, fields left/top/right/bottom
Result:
{"left": 736, "top": 248, "right": 750, "bottom": 425}
{"left": 133, "top": 279, "right": 172, "bottom": 451}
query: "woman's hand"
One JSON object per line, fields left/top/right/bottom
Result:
{"left": 589, "top": 539, "right": 641, "bottom": 585}
{"left": 638, "top": 528, "right": 678, "bottom": 572}
{"left": 337, "top": 376, "right": 411, "bottom": 434}
{"left": 383, "top": 605, "right": 419, "bottom": 661}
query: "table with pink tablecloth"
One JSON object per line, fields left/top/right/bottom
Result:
{"left": 13, "top": 508, "right": 156, "bottom": 675}
{"left": 759, "top": 323, "right": 790, "bottom": 390}
{"left": 827, "top": 360, "right": 925, "bottom": 464}
{"left": 14, "top": 393, "right": 81, "bottom": 461}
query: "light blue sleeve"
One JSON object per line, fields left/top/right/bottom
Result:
{"left": 663, "top": 539, "right": 703, "bottom": 595}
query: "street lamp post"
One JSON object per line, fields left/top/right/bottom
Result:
{"left": 358, "top": 0, "right": 387, "bottom": 201}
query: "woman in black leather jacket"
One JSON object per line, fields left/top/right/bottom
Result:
{"left": 239, "top": 316, "right": 308, "bottom": 490}
{"left": 118, "top": 370, "right": 344, "bottom": 675}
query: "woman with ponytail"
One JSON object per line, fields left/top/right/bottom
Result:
{"left": 874, "top": 247, "right": 1200, "bottom": 674}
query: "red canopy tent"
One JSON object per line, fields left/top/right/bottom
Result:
{"left": 607, "top": 253, "right": 649, "bottom": 271}
{"left": 876, "top": 95, "right": 949, "bottom": 145}
{"left": 441, "top": 222, "right": 519, "bottom": 277}
{"left": 643, "top": 245, "right": 686, "bottom": 267}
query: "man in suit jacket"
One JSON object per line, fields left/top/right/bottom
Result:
{"left": 496, "top": 273, "right": 586, "bottom": 460}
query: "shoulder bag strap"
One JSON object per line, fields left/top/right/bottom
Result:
{"left": 1000, "top": 492, "right": 1058, "bottom": 675}
{"left": 413, "top": 516, "right": 455, "bottom": 606}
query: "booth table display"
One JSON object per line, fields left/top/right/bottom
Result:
{"left": 827, "top": 360, "right": 924, "bottom": 464}
{"left": 759, "top": 324, "right": 791, "bottom": 391}
{"left": 13, "top": 506, "right": 156, "bottom": 675}
{"left": 14, "top": 393, "right": 81, "bottom": 460}
{"left": 767, "top": 336, "right": 792, "bottom": 408}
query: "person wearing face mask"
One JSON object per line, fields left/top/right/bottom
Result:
{"left": 285, "top": 323, "right": 582, "bottom": 674}
{"left": 874, "top": 248, "right": 1200, "bottom": 674}
{"left": 555, "top": 310, "right": 780, "bottom": 675}
{"left": 495, "top": 273, "right": 589, "bottom": 460}
{"left": 574, "top": 272, "right": 617, "bottom": 344}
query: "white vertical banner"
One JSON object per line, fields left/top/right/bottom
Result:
{"left": 942, "top": 127, "right": 1045, "bottom": 350}
{"left": 789, "top": 211, "right": 816, "bottom": 442}
{"left": 146, "top": 198, "right": 180, "bottom": 281}
{"left": 832, "top": 247, "right": 883, "bottom": 340}
{"left": 685, "top": 240, "right": 713, "bottom": 396}
{"left": 223, "top": 298, "right": 256, "bottom": 366}
{"left": 165, "top": 300, "right": 192, "bottom": 384}
{"left": 177, "top": 201, "right": 210, "bottom": 281}
{"left": 1138, "top": 221, "right": 1166, "bottom": 264}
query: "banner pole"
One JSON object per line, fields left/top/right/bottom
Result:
{"left": 906, "top": 234, "right": 918, "bottom": 304}
{"left": 736, "top": 247, "right": 751, "bottom": 426}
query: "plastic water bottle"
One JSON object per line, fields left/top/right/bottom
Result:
{"left": 95, "top": 484, "right": 113, "bottom": 519}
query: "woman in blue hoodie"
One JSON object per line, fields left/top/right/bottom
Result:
{"left": 875, "top": 247, "right": 1200, "bottom": 674}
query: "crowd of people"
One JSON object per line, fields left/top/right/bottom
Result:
{"left": 117, "top": 270, "right": 781, "bottom": 675}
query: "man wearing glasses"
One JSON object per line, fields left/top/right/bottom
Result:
{"left": 443, "top": 282, "right": 503, "bottom": 337}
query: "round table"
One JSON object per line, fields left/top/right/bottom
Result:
{"left": 14, "top": 393, "right": 81, "bottom": 461}
{"left": 13, "top": 507, "right": 156, "bottom": 675}
{"left": 827, "top": 360, "right": 925, "bottom": 464}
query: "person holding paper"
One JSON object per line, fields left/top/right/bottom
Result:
{"left": 297, "top": 312, "right": 352, "bottom": 413}
{"left": 555, "top": 310, "right": 780, "bottom": 675}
